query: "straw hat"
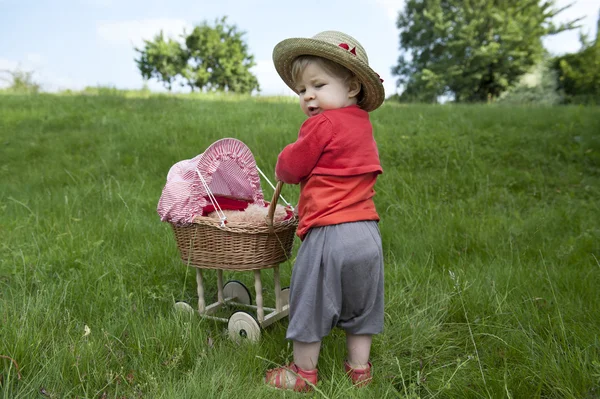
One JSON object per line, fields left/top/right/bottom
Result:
{"left": 273, "top": 31, "right": 385, "bottom": 112}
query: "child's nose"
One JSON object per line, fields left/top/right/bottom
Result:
{"left": 303, "top": 89, "right": 315, "bottom": 100}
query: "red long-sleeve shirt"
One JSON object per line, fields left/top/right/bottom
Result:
{"left": 276, "top": 105, "right": 382, "bottom": 239}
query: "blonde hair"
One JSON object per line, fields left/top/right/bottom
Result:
{"left": 291, "top": 55, "right": 361, "bottom": 97}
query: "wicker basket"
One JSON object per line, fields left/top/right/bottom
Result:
{"left": 171, "top": 181, "right": 297, "bottom": 270}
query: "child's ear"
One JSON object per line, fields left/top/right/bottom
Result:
{"left": 348, "top": 78, "right": 361, "bottom": 98}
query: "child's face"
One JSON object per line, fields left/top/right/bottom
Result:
{"left": 294, "top": 62, "right": 359, "bottom": 117}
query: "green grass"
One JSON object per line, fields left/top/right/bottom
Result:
{"left": 1, "top": 92, "right": 599, "bottom": 398}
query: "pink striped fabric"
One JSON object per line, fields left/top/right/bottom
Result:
{"left": 157, "top": 138, "right": 265, "bottom": 225}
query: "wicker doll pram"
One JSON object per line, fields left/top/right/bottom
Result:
{"left": 158, "top": 138, "right": 298, "bottom": 342}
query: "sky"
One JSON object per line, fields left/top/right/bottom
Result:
{"left": 0, "top": 0, "right": 598, "bottom": 98}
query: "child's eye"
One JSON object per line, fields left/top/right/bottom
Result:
{"left": 315, "top": 83, "right": 325, "bottom": 88}
{"left": 298, "top": 89, "right": 306, "bottom": 94}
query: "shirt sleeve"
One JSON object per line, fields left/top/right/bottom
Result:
{"left": 275, "top": 115, "right": 333, "bottom": 185}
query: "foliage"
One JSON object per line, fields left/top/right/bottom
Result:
{"left": 182, "top": 18, "right": 259, "bottom": 93}
{"left": 0, "top": 69, "right": 40, "bottom": 93}
{"left": 388, "top": 74, "right": 440, "bottom": 104}
{"left": 135, "top": 17, "right": 259, "bottom": 94}
{"left": 392, "top": 0, "right": 581, "bottom": 103}
{"left": 498, "top": 58, "right": 563, "bottom": 105}
{"left": 57, "top": 85, "right": 153, "bottom": 98}
{"left": 552, "top": 11, "right": 600, "bottom": 104}
{"left": 1, "top": 94, "right": 599, "bottom": 397}
{"left": 135, "top": 32, "right": 187, "bottom": 91}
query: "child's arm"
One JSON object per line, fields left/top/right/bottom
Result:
{"left": 275, "top": 116, "right": 332, "bottom": 184}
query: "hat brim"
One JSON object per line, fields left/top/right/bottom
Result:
{"left": 273, "top": 38, "right": 385, "bottom": 112}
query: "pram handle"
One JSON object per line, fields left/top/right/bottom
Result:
{"left": 266, "top": 181, "right": 285, "bottom": 227}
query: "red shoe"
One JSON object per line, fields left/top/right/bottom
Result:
{"left": 265, "top": 362, "right": 318, "bottom": 392}
{"left": 344, "top": 361, "right": 372, "bottom": 387}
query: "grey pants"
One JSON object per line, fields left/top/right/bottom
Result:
{"left": 286, "top": 221, "right": 384, "bottom": 343}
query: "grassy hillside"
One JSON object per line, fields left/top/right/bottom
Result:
{"left": 1, "top": 93, "right": 599, "bottom": 398}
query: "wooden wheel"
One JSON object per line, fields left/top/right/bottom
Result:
{"left": 228, "top": 311, "right": 260, "bottom": 343}
{"left": 174, "top": 301, "right": 195, "bottom": 314}
{"left": 223, "top": 280, "right": 252, "bottom": 305}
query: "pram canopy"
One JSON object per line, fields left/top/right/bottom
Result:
{"left": 157, "top": 138, "right": 265, "bottom": 225}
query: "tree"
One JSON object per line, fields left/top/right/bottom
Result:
{"left": 183, "top": 17, "right": 259, "bottom": 93}
{"left": 135, "top": 32, "right": 186, "bottom": 91}
{"left": 552, "top": 10, "right": 600, "bottom": 104}
{"left": 135, "top": 17, "right": 259, "bottom": 94}
{"left": 392, "top": 0, "right": 581, "bottom": 102}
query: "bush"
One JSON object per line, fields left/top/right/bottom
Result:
{"left": 0, "top": 69, "right": 41, "bottom": 93}
{"left": 552, "top": 44, "right": 600, "bottom": 104}
{"left": 498, "top": 59, "right": 563, "bottom": 105}
{"left": 551, "top": 14, "right": 600, "bottom": 105}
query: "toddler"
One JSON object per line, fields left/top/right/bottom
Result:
{"left": 265, "top": 30, "right": 385, "bottom": 392}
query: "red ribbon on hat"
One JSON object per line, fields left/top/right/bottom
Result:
{"left": 339, "top": 43, "right": 383, "bottom": 83}
{"left": 338, "top": 43, "right": 356, "bottom": 55}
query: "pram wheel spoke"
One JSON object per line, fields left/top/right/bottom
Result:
{"left": 223, "top": 280, "right": 252, "bottom": 305}
{"left": 228, "top": 311, "right": 261, "bottom": 343}
{"left": 280, "top": 287, "right": 290, "bottom": 308}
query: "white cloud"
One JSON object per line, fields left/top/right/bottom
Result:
{"left": 25, "top": 53, "right": 45, "bottom": 65}
{"left": 97, "top": 19, "right": 193, "bottom": 48}
{"left": 373, "top": 0, "right": 405, "bottom": 21}
{"left": 0, "top": 56, "right": 87, "bottom": 92}
{"left": 0, "top": 58, "right": 19, "bottom": 71}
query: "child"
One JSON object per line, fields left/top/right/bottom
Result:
{"left": 265, "top": 31, "right": 385, "bottom": 392}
